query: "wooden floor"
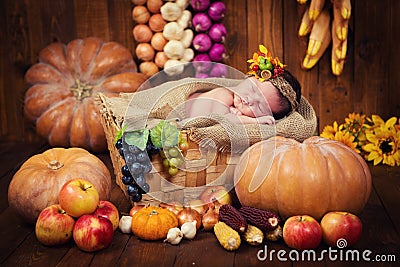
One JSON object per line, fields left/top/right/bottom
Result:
{"left": 0, "top": 141, "right": 399, "bottom": 267}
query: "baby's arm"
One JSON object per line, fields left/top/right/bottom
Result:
{"left": 187, "top": 87, "right": 233, "bottom": 117}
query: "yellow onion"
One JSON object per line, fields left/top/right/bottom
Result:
{"left": 139, "top": 62, "right": 159, "bottom": 77}
{"left": 147, "top": 0, "right": 163, "bottom": 14}
{"left": 151, "top": 32, "right": 168, "bottom": 51}
{"left": 202, "top": 206, "right": 219, "bottom": 231}
{"left": 132, "top": 5, "right": 150, "bottom": 24}
{"left": 177, "top": 207, "right": 202, "bottom": 229}
{"left": 135, "top": 43, "right": 155, "bottom": 61}
{"left": 159, "top": 201, "right": 183, "bottom": 216}
{"left": 149, "top": 14, "right": 167, "bottom": 32}
{"left": 133, "top": 24, "right": 153, "bottom": 43}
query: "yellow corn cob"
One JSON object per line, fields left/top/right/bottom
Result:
{"left": 302, "top": 8, "right": 331, "bottom": 69}
{"left": 307, "top": 8, "right": 330, "bottom": 56}
{"left": 331, "top": 0, "right": 350, "bottom": 76}
{"left": 332, "top": 0, "right": 351, "bottom": 41}
{"left": 299, "top": 7, "right": 314, "bottom": 37}
{"left": 331, "top": 34, "right": 346, "bottom": 76}
{"left": 333, "top": 0, "right": 351, "bottom": 20}
{"left": 214, "top": 221, "right": 241, "bottom": 251}
{"left": 309, "top": 0, "right": 325, "bottom": 21}
{"left": 265, "top": 225, "right": 283, "bottom": 242}
{"left": 243, "top": 224, "right": 264, "bottom": 246}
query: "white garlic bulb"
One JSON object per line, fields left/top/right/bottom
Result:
{"left": 164, "top": 227, "right": 183, "bottom": 245}
{"left": 118, "top": 215, "right": 132, "bottom": 234}
{"left": 181, "top": 220, "right": 197, "bottom": 240}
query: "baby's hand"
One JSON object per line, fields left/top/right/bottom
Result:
{"left": 257, "top": 115, "right": 275, "bottom": 125}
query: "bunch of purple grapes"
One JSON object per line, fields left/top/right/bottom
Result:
{"left": 115, "top": 136, "right": 160, "bottom": 202}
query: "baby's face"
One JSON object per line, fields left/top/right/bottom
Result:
{"left": 232, "top": 77, "right": 279, "bottom": 118}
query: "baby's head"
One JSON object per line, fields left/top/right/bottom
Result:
{"left": 245, "top": 45, "right": 302, "bottom": 120}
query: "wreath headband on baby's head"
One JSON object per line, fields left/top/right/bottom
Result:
{"left": 247, "top": 44, "right": 299, "bottom": 110}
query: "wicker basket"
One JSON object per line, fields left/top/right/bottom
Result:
{"left": 98, "top": 93, "right": 240, "bottom": 206}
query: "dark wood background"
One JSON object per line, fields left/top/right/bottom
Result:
{"left": 1, "top": 0, "right": 399, "bottom": 143}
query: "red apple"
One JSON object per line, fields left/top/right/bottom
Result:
{"left": 283, "top": 215, "right": 322, "bottom": 250}
{"left": 73, "top": 214, "right": 114, "bottom": 252}
{"left": 93, "top": 200, "right": 120, "bottom": 231}
{"left": 320, "top": 211, "right": 362, "bottom": 247}
{"left": 58, "top": 178, "right": 99, "bottom": 218}
{"left": 35, "top": 204, "right": 75, "bottom": 246}
{"left": 199, "top": 185, "right": 232, "bottom": 206}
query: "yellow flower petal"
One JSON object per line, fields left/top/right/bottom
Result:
{"left": 259, "top": 45, "right": 268, "bottom": 54}
{"left": 373, "top": 157, "right": 383, "bottom": 165}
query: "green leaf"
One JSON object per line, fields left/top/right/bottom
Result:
{"left": 124, "top": 129, "right": 149, "bottom": 151}
{"left": 114, "top": 125, "right": 127, "bottom": 144}
{"left": 161, "top": 122, "right": 179, "bottom": 147}
{"left": 150, "top": 120, "right": 179, "bottom": 149}
{"left": 150, "top": 121, "right": 165, "bottom": 148}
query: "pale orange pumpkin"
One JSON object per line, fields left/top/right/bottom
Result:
{"left": 24, "top": 37, "right": 147, "bottom": 152}
{"left": 8, "top": 147, "right": 112, "bottom": 224}
{"left": 234, "top": 136, "right": 372, "bottom": 220}
{"left": 131, "top": 206, "right": 178, "bottom": 240}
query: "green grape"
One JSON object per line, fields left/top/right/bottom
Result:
{"left": 168, "top": 166, "right": 179, "bottom": 176}
{"left": 168, "top": 147, "right": 180, "bottom": 157}
{"left": 169, "top": 157, "right": 182, "bottom": 168}
{"left": 162, "top": 158, "right": 170, "bottom": 169}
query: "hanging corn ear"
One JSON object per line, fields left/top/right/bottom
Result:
{"left": 332, "top": 0, "right": 351, "bottom": 41}
{"left": 308, "top": 0, "right": 325, "bottom": 21}
{"left": 214, "top": 221, "right": 241, "bottom": 251}
{"left": 302, "top": 8, "right": 331, "bottom": 69}
{"left": 331, "top": 0, "right": 351, "bottom": 75}
{"left": 297, "top": 0, "right": 309, "bottom": 4}
{"left": 243, "top": 225, "right": 264, "bottom": 246}
{"left": 298, "top": 7, "right": 314, "bottom": 37}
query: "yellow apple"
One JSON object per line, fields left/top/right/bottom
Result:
{"left": 58, "top": 178, "right": 99, "bottom": 218}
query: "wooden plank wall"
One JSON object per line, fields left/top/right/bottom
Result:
{"left": 1, "top": 0, "right": 399, "bottom": 143}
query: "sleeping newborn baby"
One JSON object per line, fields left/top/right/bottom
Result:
{"left": 185, "top": 74, "right": 299, "bottom": 125}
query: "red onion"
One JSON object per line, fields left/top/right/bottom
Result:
{"left": 209, "top": 63, "right": 227, "bottom": 77}
{"left": 195, "top": 72, "right": 209, "bottom": 78}
{"left": 192, "top": 13, "right": 212, "bottom": 32}
{"left": 208, "top": 23, "right": 227, "bottom": 43}
{"left": 190, "top": 0, "right": 210, "bottom": 12}
{"left": 208, "top": 43, "right": 227, "bottom": 62}
{"left": 193, "top": 33, "right": 212, "bottom": 52}
{"left": 208, "top": 1, "right": 226, "bottom": 21}
{"left": 193, "top": 53, "right": 212, "bottom": 72}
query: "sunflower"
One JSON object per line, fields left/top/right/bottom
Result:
{"left": 362, "top": 116, "right": 400, "bottom": 166}
{"left": 320, "top": 121, "right": 359, "bottom": 153}
{"left": 342, "top": 112, "right": 368, "bottom": 149}
{"left": 320, "top": 121, "right": 341, "bottom": 139}
{"left": 334, "top": 131, "right": 360, "bottom": 153}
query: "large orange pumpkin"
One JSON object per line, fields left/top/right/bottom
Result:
{"left": 24, "top": 37, "right": 147, "bottom": 152}
{"left": 8, "top": 147, "right": 112, "bottom": 224}
{"left": 234, "top": 136, "right": 372, "bottom": 220}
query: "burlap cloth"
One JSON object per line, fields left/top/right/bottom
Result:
{"left": 99, "top": 77, "right": 317, "bottom": 153}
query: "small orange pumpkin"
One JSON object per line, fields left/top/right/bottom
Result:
{"left": 23, "top": 37, "right": 147, "bottom": 152}
{"left": 234, "top": 136, "right": 372, "bottom": 220}
{"left": 131, "top": 206, "right": 178, "bottom": 240}
{"left": 8, "top": 147, "right": 112, "bottom": 224}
